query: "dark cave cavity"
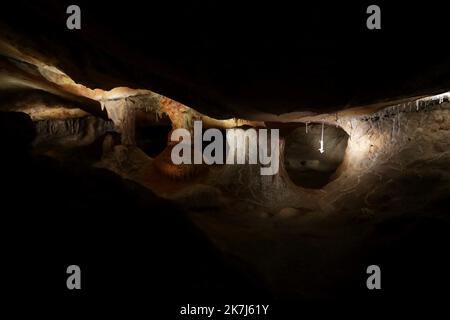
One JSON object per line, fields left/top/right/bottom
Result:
{"left": 135, "top": 112, "right": 172, "bottom": 158}
{"left": 283, "top": 122, "right": 349, "bottom": 189}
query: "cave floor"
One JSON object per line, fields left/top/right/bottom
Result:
{"left": 89, "top": 104, "right": 450, "bottom": 300}
{"left": 92, "top": 147, "right": 424, "bottom": 300}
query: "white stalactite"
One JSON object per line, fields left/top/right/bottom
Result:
{"left": 318, "top": 122, "right": 325, "bottom": 154}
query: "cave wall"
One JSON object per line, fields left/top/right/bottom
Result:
{"left": 323, "top": 101, "right": 450, "bottom": 216}
{"left": 100, "top": 94, "right": 162, "bottom": 146}
{"left": 180, "top": 100, "right": 450, "bottom": 218}
{"left": 101, "top": 99, "right": 136, "bottom": 145}
{"left": 33, "top": 116, "right": 113, "bottom": 148}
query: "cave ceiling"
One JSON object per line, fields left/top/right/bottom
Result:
{"left": 0, "top": 1, "right": 449, "bottom": 120}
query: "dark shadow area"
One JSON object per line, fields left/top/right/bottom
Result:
{"left": 0, "top": 111, "right": 267, "bottom": 312}
{"left": 136, "top": 122, "right": 171, "bottom": 158}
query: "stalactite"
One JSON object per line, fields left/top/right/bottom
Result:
{"left": 100, "top": 98, "right": 136, "bottom": 145}
{"left": 318, "top": 122, "right": 325, "bottom": 153}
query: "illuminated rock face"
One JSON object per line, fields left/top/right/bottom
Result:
{"left": 159, "top": 96, "right": 195, "bottom": 131}
{"left": 322, "top": 101, "right": 450, "bottom": 216}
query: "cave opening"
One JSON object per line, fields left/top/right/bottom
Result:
{"left": 283, "top": 122, "right": 349, "bottom": 189}
{"left": 135, "top": 113, "right": 172, "bottom": 158}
